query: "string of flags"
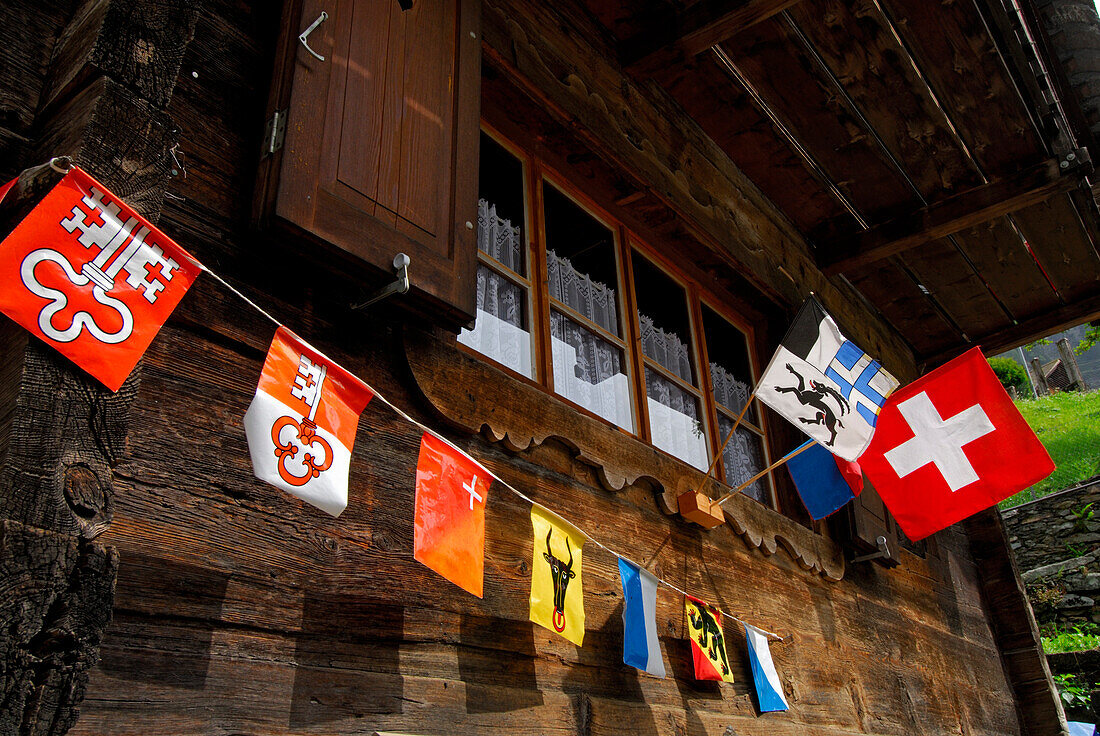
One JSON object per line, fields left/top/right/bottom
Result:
{"left": 0, "top": 161, "right": 1058, "bottom": 711}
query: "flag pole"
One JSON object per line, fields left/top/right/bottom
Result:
{"left": 712, "top": 440, "right": 816, "bottom": 507}
{"left": 703, "top": 391, "right": 757, "bottom": 481}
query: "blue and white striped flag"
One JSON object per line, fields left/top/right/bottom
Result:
{"left": 618, "top": 558, "right": 665, "bottom": 678}
{"left": 745, "top": 623, "right": 788, "bottom": 712}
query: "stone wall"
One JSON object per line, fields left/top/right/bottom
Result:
{"left": 1003, "top": 477, "right": 1100, "bottom": 626}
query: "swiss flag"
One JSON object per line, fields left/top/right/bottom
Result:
{"left": 859, "top": 348, "right": 1054, "bottom": 540}
{"left": 414, "top": 432, "right": 491, "bottom": 597}
{"left": 0, "top": 167, "right": 201, "bottom": 391}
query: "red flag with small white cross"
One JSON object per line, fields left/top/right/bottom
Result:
{"left": 414, "top": 432, "right": 491, "bottom": 597}
{"left": 859, "top": 347, "right": 1054, "bottom": 541}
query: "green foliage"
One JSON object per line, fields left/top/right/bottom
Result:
{"left": 1077, "top": 324, "right": 1100, "bottom": 356}
{"left": 988, "top": 357, "right": 1029, "bottom": 395}
{"left": 1053, "top": 673, "right": 1093, "bottom": 710}
{"left": 1071, "top": 502, "right": 1095, "bottom": 533}
{"left": 1029, "top": 579, "right": 1067, "bottom": 615}
{"left": 1001, "top": 390, "right": 1100, "bottom": 507}
{"left": 1042, "top": 623, "right": 1100, "bottom": 654}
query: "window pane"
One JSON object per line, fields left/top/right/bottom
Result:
{"left": 458, "top": 265, "right": 533, "bottom": 378}
{"left": 478, "top": 133, "right": 526, "bottom": 275}
{"left": 544, "top": 183, "right": 622, "bottom": 337}
{"left": 718, "top": 415, "right": 769, "bottom": 504}
{"left": 702, "top": 306, "right": 755, "bottom": 418}
{"left": 646, "top": 369, "right": 708, "bottom": 471}
{"left": 633, "top": 252, "right": 695, "bottom": 383}
{"left": 551, "top": 310, "right": 633, "bottom": 431}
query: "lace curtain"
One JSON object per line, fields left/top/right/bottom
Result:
{"left": 638, "top": 314, "right": 691, "bottom": 382}
{"left": 547, "top": 249, "right": 618, "bottom": 335}
{"left": 719, "top": 415, "right": 767, "bottom": 503}
{"left": 710, "top": 362, "right": 751, "bottom": 415}
{"left": 458, "top": 201, "right": 531, "bottom": 377}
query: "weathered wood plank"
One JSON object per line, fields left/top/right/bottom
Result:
{"left": 1012, "top": 193, "right": 1100, "bottom": 302}
{"left": 820, "top": 155, "right": 1086, "bottom": 274}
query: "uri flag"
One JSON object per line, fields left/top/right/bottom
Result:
{"left": 860, "top": 347, "right": 1054, "bottom": 541}
{"left": 618, "top": 558, "right": 665, "bottom": 678}
{"left": 786, "top": 440, "right": 863, "bottom": 520}
{"left": 414, "top": 432, "right": 491, "bottom": 597}
{"left": 756, "top": 297, "right": 898, "bottom": 461}
{"left": 685, "top": 596, "right": 733, "bottom": 682}
{"left": 0, "top": 167, "right": 201, "bottom": 391}
{"left": 530, "top": 504, "right": 586, "bottom": 645}
{"left": 244, "top": 327, "right": 373, "bottom": 517}
{"left": 745, "top": 624, "right": 789, "bottom": 712}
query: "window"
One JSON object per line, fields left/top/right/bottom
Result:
{"left": 459, "top": 128, "right": 775, "bottom": 506}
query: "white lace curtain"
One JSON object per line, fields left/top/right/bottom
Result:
{"left": 710, "top": 362, "right": 751, "bottom": 415}
{"left": 547, "top": 249, "right": 618, "bottom": 336}
{"left": 478, "top": 199, "right": 522, "bottom": 273}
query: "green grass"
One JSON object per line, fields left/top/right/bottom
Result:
{"left": 1042, "top": 623, "right": 1100, "bottom": 654}
{"left": 1000, "top": 390, "right": 1100, "bottom": 508}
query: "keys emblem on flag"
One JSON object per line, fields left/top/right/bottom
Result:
{"left": 21, "top": 185, "right": 181, "bottom": 345}
{"left": 271, "top": 354, "right": 334, "bottom": 487}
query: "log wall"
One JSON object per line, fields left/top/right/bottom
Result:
{"left": 0, "top": 0, "right": 1049, "bottom": 734}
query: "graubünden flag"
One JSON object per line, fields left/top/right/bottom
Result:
{"left": 244, "top": 327, "right": 373, "bottom": 517}
{"left": 0, "top": 167, "right": 201, "bottom": 391}
{"left": 414, "top": 432, "right": 491, "bottom": 597}
{"left": 859, "top": 347, "right": 1054, "bottom": 541}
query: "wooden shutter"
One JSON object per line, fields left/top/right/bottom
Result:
{"left": 257, "top": 0, "right": 481, "bottom": 327}
{"left": 837, "top": 477, "right": 900, "bottom": 568}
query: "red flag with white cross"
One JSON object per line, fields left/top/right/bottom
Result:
{"left": 859, "top": 347, "right": 1054, "bottom": 540}
{"left": 0, "top": 167, "right": 201, "bottom": 391}
{"left": 414, "top": 432, "right": 491, "bottom": 597}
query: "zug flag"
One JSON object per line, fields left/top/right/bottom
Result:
{"left": 414, "top": 432, "right": 491, "bottom": 597}
{"left": 530, "top": 504, "right": 586, "bottom": 645}
{"left": 685, "top": 596, "right": 734, "bottom": 682}
{"left": 618, "top": 558, "right": 665, "bottom": 678}
{"left": 244, "top": 327, "right": 373, "bottom": 517}
{"left": 786, "top": 440, "right": 863, "bottom": 520}
{"left": 745, "top": 624, "right": 789, "bottom": 712}
{"left": 756, "top": 296, "right": 898, "bottom": 461}
{"left": 860, "top": 347, "right": 1054, "bottom": 541}
{"left": 0, "top": 166, "right": 201, "bottom": 391}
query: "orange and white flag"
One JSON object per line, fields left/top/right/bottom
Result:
{"left": 244, "top": 327, "right": 373, "bottom": 516}
{"left": 414, "top": 432, "right": 491, "bottom": 597}
{"left": 0, "top": 167, "right": 201, "bottom": 391}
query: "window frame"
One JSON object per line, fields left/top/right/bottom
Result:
{"left": 460, "top": 124, "right": 778, "bottom": 507}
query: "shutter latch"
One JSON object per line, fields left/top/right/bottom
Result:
{"left": 262, "top": 109, "right": 287, "bottom": 157}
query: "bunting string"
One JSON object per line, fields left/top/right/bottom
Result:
{"left": 206, "top": 265, "right": 786, "bottom": 641}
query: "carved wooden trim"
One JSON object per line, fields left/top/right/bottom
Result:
{"left": 404, "top": 328, "right": 846, "bottom": 580}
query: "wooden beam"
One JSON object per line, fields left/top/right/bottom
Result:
{"left": 920, "top": 288, "right": 1100, "bottom": 368}
{"left": 819, "top": 151, "right": 1091, "bottom": 275}
{"left": 622, "top": 0, "right": 802, "bottom": 72}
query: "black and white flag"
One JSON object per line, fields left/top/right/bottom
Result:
{"left": 756, "top": 297, "right": 898, "bottom": 461}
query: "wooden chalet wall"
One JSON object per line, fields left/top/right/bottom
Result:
{"left": 0, "top": 1, "right": 1061, "bottom": 735}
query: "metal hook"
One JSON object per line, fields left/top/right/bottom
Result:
{"left": 299, "top": 11, "right": 328, "bottom": 62}
{"left": 49, "top": 157, "right": 73, "bottom": 174}
{"left": 850, "top": 535, "right": 892, "bottom": 563}
{"left": 350, "top": 253, "right": 411, "bottom": 311}
{"left": 169, "top": 144, "right": 186, "bottom": 178}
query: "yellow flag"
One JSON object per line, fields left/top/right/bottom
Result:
{"left": 530, "top": 504, "right": 586, "bottom": 645}
{"left": 686, "top": 596, "right": 735, "bottom": 682}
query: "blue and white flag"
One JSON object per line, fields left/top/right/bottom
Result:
{"left": 618, "top": 558, "right": 665, "bottom": 678}
{"left": 756, "top": 296, "right": 898, "bottom": 461}
{"left": 744, "top": 623, "right": 788, "bottom": 713}
{"left": 787, "top": 440, "right": 864, "bottom": 520}
{"left": 1068, "top": 723, "right": 1097, "bottom": 736}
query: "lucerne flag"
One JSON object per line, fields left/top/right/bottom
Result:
{"left": 244, "top": 327, "right": 373, "bottom": 516}
{"left": 859, "top": 347, "right": 1054, "bottom": 540}
{"left": 618, "top": 558, "right": 665, "bottom": 677}
{"left": 0, "top": 166, "right": 201, "bottom": 391}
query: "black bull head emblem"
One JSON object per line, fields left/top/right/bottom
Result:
{"left": 543, "top": 528, "right": 576, "bottom": 632}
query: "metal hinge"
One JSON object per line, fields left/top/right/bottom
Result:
{"left": 262, "top": 109, "right": 287, "bottom": 157}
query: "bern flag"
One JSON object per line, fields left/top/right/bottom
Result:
{"left": 786, "top": 440, "right": 864, "bottom": 520}
{"left": 744, "top": 624, "right": 789, "bottom": 712}
{"left": 530, "top": 504, "right": 586, "bottom": 645}
{"left": 618, "top": 558, "right": 665, "bottom": 678}
{"left": 860, "top": 347, "right": 1054, "bottom": 541}
{"left": 0, "top": 166, "right": 201, "bottom": 391}
{"left": 414, "top": 432, "right": 491, "bottom": 597}
{"left": 244, "top": 327, "right": 373, "bottom": 517}
{"left": 757, "top": 296, "right": 898, "bottom": 461}
{"left": 685, "top": 596, "right": 734, "bottom": 682}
